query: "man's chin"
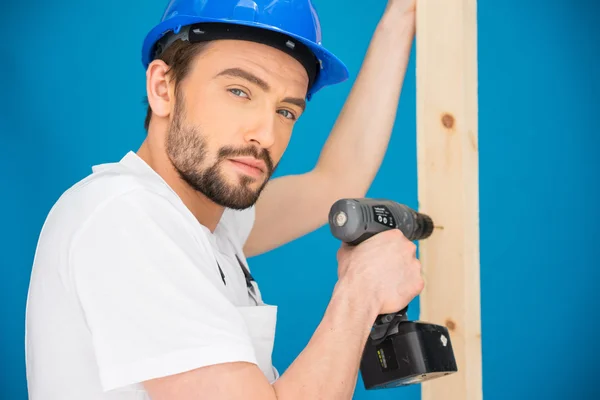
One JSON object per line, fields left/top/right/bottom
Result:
{"left": 214, "top": 191, "right": 261, "bottom": 210}
{"left": 180, "top": 163, "right": 271, "bottom": 209}
{"left": 210, "top": 180, "right": 265, "bottom": 210}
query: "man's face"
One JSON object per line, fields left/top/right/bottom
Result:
{"left": 166, "top": 39, "right": 309, "bottom": 210}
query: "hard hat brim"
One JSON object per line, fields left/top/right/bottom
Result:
{"left": 142, "top": 16, "right": 349, "bottom": 98}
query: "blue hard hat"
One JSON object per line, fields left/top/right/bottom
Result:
{"left": 141, "top": 0, "right": 349, "bottom": 99}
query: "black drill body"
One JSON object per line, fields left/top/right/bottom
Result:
{"left": 328, "top": 198, "right": 458, "bottom": 390}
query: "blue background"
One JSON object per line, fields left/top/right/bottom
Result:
{"left": 1, "top": 0, "right": 598, "bottom": 399}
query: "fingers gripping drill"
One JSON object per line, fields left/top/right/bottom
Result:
{"left": 328, "top": 198, "right": 458, "bottom": 390}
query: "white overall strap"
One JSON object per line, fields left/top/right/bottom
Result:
{"left": 235, "top": 254, "right": 261, "bottom": 306}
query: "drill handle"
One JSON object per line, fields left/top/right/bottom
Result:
{"left": 370, "top": 306, "right": 409, "bottom": 344}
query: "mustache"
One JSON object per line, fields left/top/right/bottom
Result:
{"left": 218, "top": 146, "right": 275, "bottom": 173}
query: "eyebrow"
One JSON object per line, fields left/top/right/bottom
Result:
{"left": 215, "top": 67, "right": 306, "bottom": 112}
{"left": 215, "top": 67, "right": 270, "bottom": 92}
{"left": 282, "top": 97, "right": 306, "bottom": 112}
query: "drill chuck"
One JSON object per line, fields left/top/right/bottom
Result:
{"left": 413, "top": 213, "right": 434, "bottom": 240}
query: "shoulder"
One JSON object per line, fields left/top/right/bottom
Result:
{"left": 66, "top": 177, "right": 226, "bottom": 297}
{"left": 41, "top": 152, "right": 199, "bottom": 251}
{"left": 66, "top": 184, "right": 202, "bottom": 258}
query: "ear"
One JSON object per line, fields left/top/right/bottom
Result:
{"left": 146, "top": 60, "right": 174, "bottom": 120}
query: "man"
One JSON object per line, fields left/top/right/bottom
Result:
{"left": 25, "top": 0, "right": 422, "bottom": 399}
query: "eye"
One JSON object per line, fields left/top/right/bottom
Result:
{"left": 278, "top": 109, "right": 297, "bottom": 120}
{"left": 228, "top": 88, "right": 249, "bottom": 98}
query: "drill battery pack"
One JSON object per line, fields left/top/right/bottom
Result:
{"left": 360, "top": 321, "right": 458, "bottom": 389}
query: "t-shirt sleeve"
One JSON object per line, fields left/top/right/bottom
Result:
{"left": 69, "top": 189, "right": 258, "bottom": 392}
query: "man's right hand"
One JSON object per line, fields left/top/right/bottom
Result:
{"left": 335, "top": 229, "right": 424, "bottom": 316}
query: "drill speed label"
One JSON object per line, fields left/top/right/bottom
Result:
{"left": 372, "top": 205, "right": 396, "bottom": 228}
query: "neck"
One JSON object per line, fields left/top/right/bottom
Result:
{"left": 137, "top": 137, "right": 225, "bottom": 233}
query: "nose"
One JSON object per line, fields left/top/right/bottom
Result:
{"left": 243, "top": 110, "right": 277, "bottom": 149}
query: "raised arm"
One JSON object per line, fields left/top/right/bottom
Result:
{"left": 244, "top": 1, "right": 416, "bottom": 257}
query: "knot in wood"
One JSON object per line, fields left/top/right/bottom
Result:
{"left": 441, "top": 113, "right": 455, "bottom": 129}
{"left": 445, "top": 318, "right": 456, "bottom": 331}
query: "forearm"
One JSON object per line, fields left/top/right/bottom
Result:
{"left": 272, "top": 281, "right": 378, "bottom": 400}
{"left": 315, "top": 7, "right": 416, "bottom": 194}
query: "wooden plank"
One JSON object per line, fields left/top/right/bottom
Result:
{"left": 415, "top": 0, "right": 482, "bottom": 399}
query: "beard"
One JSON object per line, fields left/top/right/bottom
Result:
{"left": 165, "top": 92, "right": 277, "bottom": 210}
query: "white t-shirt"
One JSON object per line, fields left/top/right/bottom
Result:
{"left": 25, "top": 151, "right": 279, "bottom": 400}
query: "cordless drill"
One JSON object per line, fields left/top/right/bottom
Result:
{"left": 328, "top": 198, "right": 458, "bottom": 390}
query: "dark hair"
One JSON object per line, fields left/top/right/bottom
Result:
{"left": 144, "top": 40, "right": 210, "bottom": 131}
